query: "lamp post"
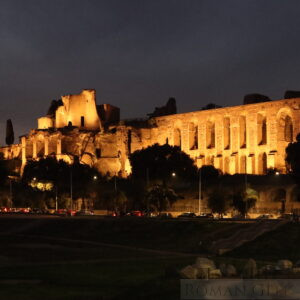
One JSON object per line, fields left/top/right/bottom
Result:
{"left": 70, "top": 169, "right": 73, "bottom": 211}
{"left": 198, "top": 168, "right": 202, "bottom": 215}
{"left": 9, "top": 177, "right": 12, "bottom": 208}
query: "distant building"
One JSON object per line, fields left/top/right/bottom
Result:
{"left": 1, "top": 89, "right": 300, "bottom": 176}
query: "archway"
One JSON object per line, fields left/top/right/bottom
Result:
{"left": 257, "top": 114, "right": 267, "bottom": 145}
{"left": 206, "top": 120, "right": 215, "bottom": 148}
{"left": 258, "top": 152, "right": 267, "bottom": 174}
{"left": 224, "top": 157, "right": 230, "bottom": 174}
{"left": 277, "top": 111, "right": 293, "bottom": 142}
{"left": 270, "top": 188, "right": 286, "bottom": 202}
{"left": 173, "top": 128, "right": 181, "bottom": 148}
{"left": 290, "top": 186, "right": 300, "bottom": 202}
{"left": 240, "top": 155, "right": 247, "bottom": 173}
{"left": 188, "top": 123, "right": 198, "bottom": 150}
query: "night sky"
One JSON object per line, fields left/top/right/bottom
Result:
{"left": 1, "top": 0, "right": 300, "bottom": 145}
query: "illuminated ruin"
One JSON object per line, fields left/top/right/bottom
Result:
{"left": 1, "top": 89, "right": 300, "bottom": 177}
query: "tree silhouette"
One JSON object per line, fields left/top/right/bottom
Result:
{"left": 5, "top": 119, "right": 14, "bottom": 146}
{"left": 286, "top": 134, "right": 300, "bottom": 176}
{"left": 207, "top": 189, "right": 230, "bottom": 217}
{"left": 129, "top": 143, "right": 197, "bottom": 184}
{"left": 146, "top": 184, "right": 178, "bottom": 212}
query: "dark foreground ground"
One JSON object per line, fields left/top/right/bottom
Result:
{"left": 0, "top": 215, "right": 298, "bottom": 300}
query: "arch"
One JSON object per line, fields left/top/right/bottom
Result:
{"left": 277, "top": 111, "right": 293, "bottom": 142}
{"left": 206, "top": 155, "right": 214, "bottom": 166}
{"left": 127, "top": 130, "right": 132, "bottom": 154}
{"left": 223, "top": 117, "right": 230, "bottom": 150}
{"left": 270, "top": 188, "right": 286, "bottom": 202}
{"left": 290, "top": 186, "right": 300, "bottom": 202}
{"left": 239, "top": 115, "right": 246, "bottom": 148}
{"left": 257, "top": 113, "right": 267, "bottom": 145}
{"left": 173, "top": 128, "right": 181, "bottom": 148}
{"left": 284, "top": 115, "right": 293, "bottom": 142}
{"left": 258, "top": 152, "right": 267, "bottom": 174}
{"left": 206, "top": 120, "right": 215, "bottom": 149}
{"left": 188, "top": 122, "right": 198, "bottom": 150}
{"left": 224, "top": 157, "right": 230, "bottom": 174}
{"left": 251, "top": 155, "right": 255, "bottom": 174}
{"left": 240, "top": 155, "right": 247, "bottom": 173}
{"left": 80, "top": 116, "right": 85, "bottom": 127}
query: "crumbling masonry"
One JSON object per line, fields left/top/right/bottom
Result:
{"left": 1, "top": 89, "right": 300, "bottom": 176}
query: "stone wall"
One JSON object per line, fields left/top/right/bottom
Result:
{"left": 2, "top": 95, "right": 300, "bottom": 178}
{"left": 152, "top": 98, "right": 300, "bottom": 175}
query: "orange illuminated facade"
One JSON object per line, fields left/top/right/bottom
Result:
{"left": 1, "top": 89, "right": 300, "bottom": 177}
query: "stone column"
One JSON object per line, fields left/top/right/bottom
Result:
{"left": 214, "top": 156, "right": 221, "bottom": 170}
{"left": 268, "top": 152, "right": 276, "bottom": 169}
{"left": 44, "top": 137, "right": 49, "bottom": 157}
{"left": 57, "top": 137, "right": 62, "bottom": 158}
{"left": 21, "top": 136, "right": 27, "bottom": 174}
{"left": 246, "top": 155, "right": 253, "bottom": 174}
{"left": 229, "top": 156, "right": 236, "bottom": 174}
{"left": 32, "top": 138, "right": 37, "bottom": 159}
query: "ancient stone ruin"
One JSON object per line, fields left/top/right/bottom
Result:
{"left": 1, "top": 89, "right": 300, "bottom": 177}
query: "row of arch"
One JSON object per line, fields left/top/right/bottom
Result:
{"left": 173, "top": 112, "right": 293, "bottom": 151}
{"left": 203, "top": 152, "right": 268, "bottom": 175}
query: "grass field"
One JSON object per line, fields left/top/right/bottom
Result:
{"left": 226, "top": 222, "right": 300, "bottom": 262}
{"left": 0, "top": 215, "right": 297, "bottom": 299}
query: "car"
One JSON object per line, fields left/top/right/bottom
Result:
{"left": 177, "top": 212, "right": 197, "bottom": 218}
{"left": 66, "top": 209, "right": 77, "bottom": 216}
{"left": 232, "top": 213, "right": 250, "bottom": 219}
{"left": 18, "top": 207, "right": 31, "bottom": 214}
{"left": 75, "top": 210, "right": 94, "bottom": 216}
{"left": 256, "top": 214, "right": 273, "bottom": 219}
{"left": 0, "top": 207, "right": 10, "bottom": 213}
{"left": 31, "top": 208, "right": 48, "bottom": 214}
{"left": 196, "top": 213, "right": 214, "bottom": 219}
{"left": 54, "top": 209, "right": 68, "bottom": 216}
{"left": 280, "top": 213, "right": 293, "bottom": 220}
{"left": 130, "top": 211, "right": 144, "bottom": 217}
{"left": 156, "top": 212, "right": 173, "bottom": 218}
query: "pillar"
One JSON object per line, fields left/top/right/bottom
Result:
{"left": 229, "top": 156, "right": 236, "bottom": 174}
{"left": 246, "top": 155, "right": 253, "bottom": 174}
{"left": 44, "top": 137, "right": 49, "bottom": 156}
{"left": 214, "top": 156, "right": 222, "bottom": 170}
{"left": 33, "top": 138, "right": 37, "bottom": 159}
{"left": 57, "top": 138, "right": 61, "bottom": 158}
{"left": 268, "top": 152, "right": 276, "bottom": 169}
{"left": 21, "top": 136, "right": 27, "bottom": 174}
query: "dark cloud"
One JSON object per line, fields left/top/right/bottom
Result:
{"left": 1, "top": 0, "right": 300, "bottom": 144}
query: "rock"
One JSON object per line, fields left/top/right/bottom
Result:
{"left": 291, "top": 267, "right": 300, "bottom": 274}
{"left": 277, "top": 260, "right": 293, "bottom": 270}
{"left": 209, "top": 269, "right": 222, "bottom": 279}
{"left": 180, "top": 265, "right": 198, "bottom": 279}
{"left": 242, "top": 259, "right": 257, "bottom": 278}
{"left": 194, "top": 265, "right": 209, "bottom": 279}
{"left": 219, "top": 263, "right": 227, "bottom": 276}
{"left": 259, "top": 264, "right": 275, "bottom": 275}
{"left": 219, "top": 263, "right": 237, "bottom": 277}
{"left": 225, "top": 264, "right": 237, "bottom": 277}
{"left": 195, "top": 257, "right": 216, "bottom": 271}
{"left": 194, "top": 258, "right": 216, "bottom": 279}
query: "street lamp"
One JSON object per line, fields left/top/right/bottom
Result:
{"left": 275, "top": 171, "right": 280, "bottom": 176}
{"left": 171, "top": 172, "right": 176, "bottom": 177}
{"left": 70, "top": 169, "right": 73, "bottom": 211}
{"left": 93, "top": 175, "right": 98, "bottom": 181}
{"left": 198, "top": 168, "right": 202, "bottom": 215}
